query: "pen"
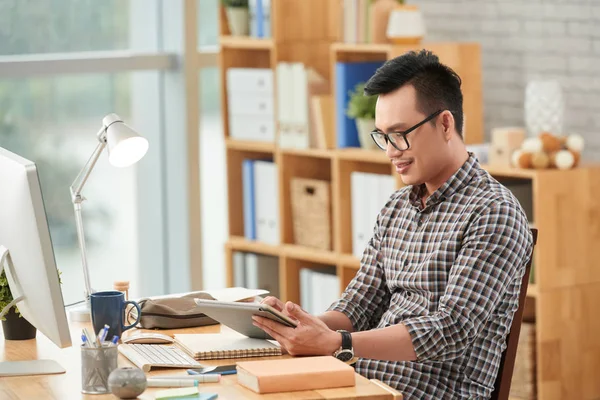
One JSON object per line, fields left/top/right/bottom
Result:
{"left": 81, "top": 333, "right": 90, "bottom": 348}
{"left": 111, "top": 335, "right": 119, "bottom": 345}
{"left": 97, "top": 324, "right": 109, "bottom": 344}
{"left": 151, "top": 375, "right": 221, "bottom": 383}
{"left": 82, "top": 328, "right": 96, "bottom": 347}
{"left": 146, "top": 378, "right": 200, "bottom": 387}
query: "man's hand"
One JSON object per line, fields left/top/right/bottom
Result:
{"left": 260, "top": 296, "right": 286, "bottom": 312}
{"left": 252, "top": 301, "right": 341, "bottom": 357}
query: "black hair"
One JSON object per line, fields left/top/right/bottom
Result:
{"left": 364, "top": 49, "right": 464, "bottom": 137}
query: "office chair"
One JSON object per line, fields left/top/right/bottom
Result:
{"left": 490, "top": 228, "right": 538, "bottom": 400}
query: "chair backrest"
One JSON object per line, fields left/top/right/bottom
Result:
{"left": 491, "top": 228, "right": 538, "bottom": 400}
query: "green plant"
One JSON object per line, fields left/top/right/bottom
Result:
{"left": 221, "top": 0, "right": 249, "bottom": 8}
{"left": 0, "top": 268, "right": 62, "bottom": 321}
{"left": 345, "top": 82, "right": 377, "bottom": 120}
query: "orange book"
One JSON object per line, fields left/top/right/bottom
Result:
{"left": 236, "top": 356, "right": 356, "bottom": 394}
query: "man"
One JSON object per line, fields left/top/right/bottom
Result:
{"left": 252, "top": 49, "right": 533, "bottom": 399}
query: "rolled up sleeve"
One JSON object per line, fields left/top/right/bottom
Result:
{"left": 403, "top": 202, "right": 532, "bottom": 362}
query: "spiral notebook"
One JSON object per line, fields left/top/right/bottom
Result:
{"left": 173, "top": 333, "right": 282, "bottom": 360}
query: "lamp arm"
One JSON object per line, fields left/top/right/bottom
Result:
{"left": 69, "top": 127, "right": 107, "bottom": 302}
{"left": 70, "top": 127, "right": 107, "bottom": 200}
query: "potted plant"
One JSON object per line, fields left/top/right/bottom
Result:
{"left": 0, "top": 269, "right": 36, "bottom": 340}
{"left": 346, "top": 82, "right": 378, "bottom": 150}
{"left": 1, "top": 268, "right": 62, "bottom": 340}
{"left": 222, "top": 0, "right": 249, "bottom": 36}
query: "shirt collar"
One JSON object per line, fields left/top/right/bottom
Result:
{"left": 409, "top": 153, "right": 479, "bottom": 209}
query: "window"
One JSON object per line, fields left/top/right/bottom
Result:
{"left": 0, "top": 1, "right": 130, "bottom": 55}
{"left": 0, "top": 0, "right": 221, "bottom": 303}
{"left": 0, "top": 72, "right": 154, "bottom": 305}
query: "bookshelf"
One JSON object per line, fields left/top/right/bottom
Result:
{"left": 218, "top": 1, "right": 600, "bottom": 399}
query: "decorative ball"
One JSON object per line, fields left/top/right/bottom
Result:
{"left": 521, "top": 137, "right": 543, "bottom": 153}
{"left": 531, "top": 151, "right": 550, "bottom": 169}
{"left": 108, "top": 367, "right": 147, "bottom": 399}
{"left": 566, "top": 134, "right": 585, "bottom": 153}
{"left": 515, "top": 151, "right": 533, "bottom": 169}
{"left": 511, "top": 149, "right": 523, "bottom": 167}
{"left": 553, "top": 150, "right": 575, "bottom": 170}
{"left": 570, "top": 150, "right": 581, "bottom": 167}
{"left": 539, "top": 132, "right": 562, "bottom": 153}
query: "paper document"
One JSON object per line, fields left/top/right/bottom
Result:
{"left": 136, "top": 287, "right": 269, "bottom": 303}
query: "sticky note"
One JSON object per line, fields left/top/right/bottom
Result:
{"left": 155, "top": 387, "right": 199, "bottom": 399}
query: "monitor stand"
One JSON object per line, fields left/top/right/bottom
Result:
{"left": 0, "top": 360, "right": 65, "bottom": 377}
{"left": 0, "top": 247, "right": 66, "bottom": 377}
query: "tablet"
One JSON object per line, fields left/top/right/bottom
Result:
{"left": 193, "top": 299, "right": 298, "bottom": 340}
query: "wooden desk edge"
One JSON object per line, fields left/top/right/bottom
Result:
{"left": 370, "top": 379, "right": 404, "bottom": 400}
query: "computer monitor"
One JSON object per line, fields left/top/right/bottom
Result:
{"left": 0, "top": 146, "right": 71, "bottom": 376}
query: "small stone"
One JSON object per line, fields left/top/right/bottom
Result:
{"left": 108, "top": 367, "right": 147, "bottom": 399}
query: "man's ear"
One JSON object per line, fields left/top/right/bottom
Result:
{"left": 440, "top": 111, "right": 455, "bottom": 141}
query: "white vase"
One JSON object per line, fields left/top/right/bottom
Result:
{"left": 386, "top": 5, "right": 426, "bottom": 44}
{"left": 226, "top": 7, "right": 249, "bottom": 36}
{"left": 355, "top": 118, "right": 378, "bottom": 150}
{"left": 524, "top": 80, "right": 565, "bottom": 137}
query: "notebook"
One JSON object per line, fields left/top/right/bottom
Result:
{"left": 173, "top": 333, "right": 282, "bottom": 360}
{"left": 236, "top": 356, "right": 356, "bottom": 394}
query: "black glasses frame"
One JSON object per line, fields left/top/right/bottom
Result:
{"left": 370, "top": 109, "right": 443, "bottom": 151}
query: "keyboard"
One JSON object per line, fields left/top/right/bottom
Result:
{"left": 118, "top": 343, "right": 202, "bottom": 372}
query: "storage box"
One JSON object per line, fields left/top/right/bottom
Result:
{"left": 489, "top": 127, "right": 525, "bottom": 167}
{"left": 290, "top": 178, "right": 331, "bottom": 250}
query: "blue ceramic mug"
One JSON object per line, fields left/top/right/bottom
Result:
{"left": 90, "top": 291, "right": 141, "bottom": 341}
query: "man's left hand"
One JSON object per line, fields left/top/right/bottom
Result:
{"left": 252, "top": 301, "right": 341, "bottom": 357}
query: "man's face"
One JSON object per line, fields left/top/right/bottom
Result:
{"left": 374, "top": 84, "right": 447, "bottom": 186}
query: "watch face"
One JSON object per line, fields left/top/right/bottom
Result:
{"left": 335, "top": 349, "right": 354, "bottom": 362}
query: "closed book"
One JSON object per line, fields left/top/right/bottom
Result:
{"left": 236, "top": 356, "right": 356, "bottom": 394}
{"left": 173, "top": 333, "right": 281, "bottom": 360}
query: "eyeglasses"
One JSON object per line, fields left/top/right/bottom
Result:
{"left": 370, "top": 110, "right": 443, "bottom": 151}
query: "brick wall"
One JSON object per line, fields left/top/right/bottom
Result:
{"left": 412, "top": 0, "right": 600, "bottom": 160}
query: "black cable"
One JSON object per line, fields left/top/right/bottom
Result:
{"left": 64, "top": 299, "right": 85, "bottom": 308}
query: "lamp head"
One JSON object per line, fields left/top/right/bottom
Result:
{"left": 102, "top": 113, "right": 149, "bottom": 168}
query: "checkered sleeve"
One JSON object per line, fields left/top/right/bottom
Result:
{"left": 403, "top": 201, "right": 533, "bottom": 362}
{"left": 327, "top": 214, "right": 390, "bottom": 332}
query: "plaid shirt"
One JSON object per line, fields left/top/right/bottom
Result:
{"left": 328, "top": 154, "right": 533, "bottom": 399}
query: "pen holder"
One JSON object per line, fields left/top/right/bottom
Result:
{"left": 81, "top": 344, "right": 119, "bottom": 394}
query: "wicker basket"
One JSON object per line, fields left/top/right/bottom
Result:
{"left": 290, "top": 178, "right": 331, "bottom": 250}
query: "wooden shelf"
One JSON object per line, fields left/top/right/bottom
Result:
{"left": 220, "top": 35, "right": 274, "bottom": 50}
{"left": 335, "top": 148, "right": 389, "bottom": 164}
{"left": 227, "top": 236, "right": 280, "bottom": 257}
{"left": 219, "top": 2, "right": 600, "bottom": 397}
{"left": 480, "top": 164, "right": 537, "bottom": 179}
{"left": 225, "top": 138, "right": 276, "bottom": 153}
{"left": 282, "top": 244, "right": 339, "bottom": 265}
{"left": 279, "top": 147, "right": 333, "bottom": 159}
{"left": 527, "top": 284, "right": 538, "bottom": 298}
{"left": 331, "top": 42, "right": 392, "bottom": 54}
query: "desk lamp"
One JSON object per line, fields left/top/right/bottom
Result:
{"left": 68, "top": 113, "right": 149, "bottom": 321}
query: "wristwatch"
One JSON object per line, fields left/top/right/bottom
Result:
{"left": 333, "top": 330, "right": 354, "bottom": 362}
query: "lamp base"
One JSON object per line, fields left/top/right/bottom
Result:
{"left": 68, "top": 301, "right": 91, "bottom": 322}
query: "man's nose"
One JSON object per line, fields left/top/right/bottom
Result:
{"left": 386, "top": 140, "right": 401, "bottom": 159}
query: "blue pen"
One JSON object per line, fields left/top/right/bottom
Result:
{"left": 98, "top": 324, "right": 110, "bottom": 344}
{"left": 111, "top": 335, "right": 119, "bottom": 345}
{"left": 81, "top": 333, "right": 90, "bottom": 348}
